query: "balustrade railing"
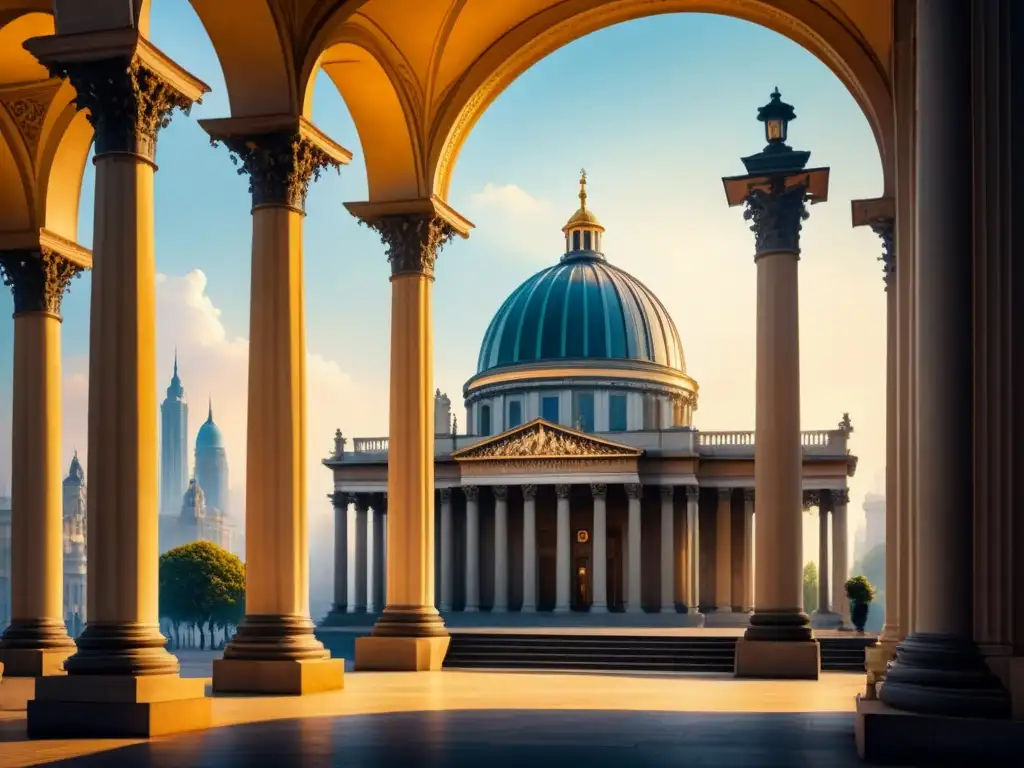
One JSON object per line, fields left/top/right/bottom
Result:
{"left": 353, "top": 437, "right": 389, "bottom": 453}
{"left": 697, "top": 430, "right": 755, "bottom": 447}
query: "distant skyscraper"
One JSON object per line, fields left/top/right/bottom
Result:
{"left": 160, "top": 353, "right": 189, "bottom": 517}
{"left": 62, "top": 453, "right": 87, "bottom": 635}
{"left": 195, "top": 400, "right": 229, "bottom": 518}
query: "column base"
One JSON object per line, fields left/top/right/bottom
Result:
{"left": 62, "top": 622, "right": 179, "bottom": 676}
{"left": 715, "top": 606, "right": 733, "bottom": 613}
{"left": 212, "top": 658, "right": 344, "bottom": 695}
{"left": 0, "top": 647, "right": 73, "bottom": 677}
{"left": 878, "top": 633, "right": 1010, "bottom": 718}
{"left": 856, "top": 695, "right": 1022, "bottom": 764}
{"left": 464, "top": 606, "right": 480, "bottom": 613}
{"left": 734, "top": 637, "right": 820, "bottom": 680}
{"left": 27, "top": 673, "right": 210, "bottom": 739}
{"left": 355, "top": 635, "right": 450, "bottom": 671}
{"left": 743, "top": 610, "right": 813, "bottom": 642}
{"left": 370, "top": 605, "right": 448, "bottom": 638}
{"left": 318, "top": 605, "right": 350, "bottom": 627}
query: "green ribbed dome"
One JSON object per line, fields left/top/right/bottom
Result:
{"left": 476, "top": 251, "right": 686, "bottom": 374}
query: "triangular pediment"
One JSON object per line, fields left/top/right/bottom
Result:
{"left": 451, "top": 418, "right": 643, "bottom": 461}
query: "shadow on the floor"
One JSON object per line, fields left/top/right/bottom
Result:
{"left": 41, "top": 710, "right": 866, "bottom": 767}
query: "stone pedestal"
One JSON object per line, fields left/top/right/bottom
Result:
{"left": 734, "top": 638, "right": 820, "bottom": 680}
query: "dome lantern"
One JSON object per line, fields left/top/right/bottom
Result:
{"left": 561, "top": 169, "right": 605, "bottom": 257}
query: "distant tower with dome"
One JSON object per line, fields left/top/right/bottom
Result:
{"left": 195, "top": 399, "right": 229, "bottom": 519}
{"left": 160, "top": 351, "right": 189, "bottom": 518}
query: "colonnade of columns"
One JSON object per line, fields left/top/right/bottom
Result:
{"left": 804, "top": 489, "right": 850, "bottom": 627}
{"left": 324, "top": 493, "right": 387, "bottom": 618}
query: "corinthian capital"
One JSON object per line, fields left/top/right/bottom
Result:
{"left": 345, "top": 197, "right": 472, "bottom": 280}
{"left": 830, "top": 488, "right": 850, "bottom": 507}
{"left": 0, "top": 233, "right": 91, "bottom": 318}
{"left": 743, "top": 181, "right": 810, "bottom": 256}
{"left": 870, "top": 217, "right": 895, "bottom": 288}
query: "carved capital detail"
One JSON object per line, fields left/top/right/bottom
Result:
{"left": 522, "top": 484, "right": 538, "bottom": 501}
{"left": 590, "top": 483, "right": 607, "bottom": 500}
{"left": 555, "top": 484, "right": 571, "bottom": 500}
{"left": 685, "top": 485, "right": 700, "bottom": 502}
{"left": 802, "top": 490, "right": 821, "bottom": 510}
{"left": 53, "top": 58, "right": 196, "bottom": 160}
{"left": 743, "top": 488, "right": 755, "bottom": 504}
{"left": 0, "top": 249, "right": 84, "bottom": 317}
{"left": 439, "top": 488, "right": 452, "bottom": 504}
{"left": 830, "top": 488, "right": 850, "bottom": 507}
{"left": 213, "top": 131, "right": 341, "bottom": 212}
{"left": 744, "top": 182, "right": 810, "bottom": 256}
{"left": 353, "top": 494, "right": 370, "bottom": 512}
{"left": 718, "top": 487, "right": 733, "bottom": 502}
{"left": 869, "top": 217, "right": 895, "bottom": 288}
{"left": 329, "top": 491, "right": 347, "bottom": 509}
{"left": 625, "top": 483, "right": 642, "bottom": 501}
{"left": 362, "top": 214, "right": 457, "bottom": 279}
{"left": 462, "top": 485, "right": 479, "bottom": 502}
{"left": 492, "top": 485, "right": 508, "bottom": 502}
{"left": 660, "top": 485, "right": 674, "bottom": 503}
{"left": 344, "top": 492, "right": 358, "bottom": 507}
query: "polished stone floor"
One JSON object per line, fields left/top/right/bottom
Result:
{"left": 42, "top": 710, "right": 866, "bottom": 767}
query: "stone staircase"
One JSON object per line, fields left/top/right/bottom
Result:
{"left": 443, "top": 633, "right": 875, "bottom": 673}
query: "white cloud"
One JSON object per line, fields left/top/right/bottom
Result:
{"left": 466, "top": 182, "right": 562, "bottom": 257}
{"left": 472, "top": 182, "right": 550, "bottom": 216}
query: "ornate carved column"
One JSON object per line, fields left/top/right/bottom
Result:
{"left": 554, "top": 484, "right": 572, "bottom": 613}
{"left": 521, "top": 485, "right": 538, "bottom": 612}
{"left": 723, "top": 90, "right": 826, "bottom": 679}
{"left": 659, "top": 486, "right": 674, "bottom": 613}
{"left": 625, "top": 483, "right": 642, "bottom": 614}
{"left": 371, "top": 496, "right": 386, "bottom": 613}
{"left": 23, "top": 31, "right": 211, "bottom": 736}
{"left": 742, "top": 489, "right": 755, "bottom": 612}
{"left": 590, "top": 484, "right": 608, "bottom": 613}
{"left": 0, "top": 237, "right": 88, "bottom": 677}
{"left": 685, "top": 486, "right": 700, "bottom": 612}
{"left": 345, "top": 199, "right": 470, "bottom": 671}
{"left": 830, "top": 489, "right": 850, "bottom": 628}
{"left": 353, "top": 496, "right": 369, "bottom": 613}
{"left": 492, "top": 486, "right": 509, "bottom": 612}
{"left": 880, "top": 0, "right": 1009, "bottom": 718}
{"left": 464, "top": 485, "right": 480, "bottom": 612}
{"left": 201, "top": 116, "right": 348, "bottom": 694}
{"left": 715, "top": 487, "right": 733, "bottom": 612}
{"left": 322, "top": 491, "right": 349, "bottom": 623}
{"left": 439, "top": 489, "right": 453, "bottom": 612}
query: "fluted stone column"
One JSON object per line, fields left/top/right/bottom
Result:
{"left": 625, "top": 483, "right": 642, "bottom": 614}
{"left": 554, "top": 484, "right": 571, "bottom": 613}
{"left": 322, "top": 492, "right": 349, "bottom": 622}
{"left": 830, "top": 489, "right": 850, "bottom": 628}
{"left": 201, "top": 116, "right": 348, "bottom": 693}
{"left": 715, "top": 487, "right": 733, "bottom": 612}
{"left": 685, "top": 486, "right": 700, "bottom": 611}
{"left": 464, "top": 485, "right": 480, "bottom": 612}
{"left": 353, "top": 497, "right": 369, "bottom": 612}
{"left": 439, "top": 489, "right": 453, "bottom": 612}
{"left": 372, "top": 497, "right": 386, "bottom": 613}
{"left": 724, "top": 98, "right": 825, "bottom": 677}
{"left": 492, "top": 486, "right": 508, "bottom": 612}
{"left": 0, "top": 242, "right": 86, "bottom": 677}
{"left": 660, "top": 486, "right": 674, "bottom": 612}
{"left": 590, "top": 484, "right": 608, "bottom": 613}
{"left": 521, "top": 485, "right": 538, "bottom": 612}
{"left": 346, "top": 202, "right": 468, "bottom": 671}
{"left": 23, "top": 35, "right": 212, "bottom": 735}
{"left": 880, "top": 0, "right": 1009, "bottom": 717}
{"left": 742, "top": 489, "right": 755, "bottom": 612}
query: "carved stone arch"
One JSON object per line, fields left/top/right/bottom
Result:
{"left": 312, "top": 24, "right": 426, "bottom": 200}
{"left": 37, "top": 93, "right": 93, "bottom": 242}
{"left": 0, "top": 108, "right": 32, "bottom": 232}
{"left": 427, "top": 0, "right": 894, "bottom": 200}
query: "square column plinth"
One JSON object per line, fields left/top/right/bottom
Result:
{"left": 355, "top": 636, "right": 450, "bottom": 671}
{"left": 27, "top": 674, "right": 210, "bottom": 739}
{"left": 733, "top": 638, "right": 820, "bottom": 680}
{"left": 0, "top": 647, "right": 73, "bottom": 677}
{"left": 212, "top": 658, "right": 344, "bottom": 695}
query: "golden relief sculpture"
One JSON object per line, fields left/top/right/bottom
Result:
{"left": 454, "top": 420, "right": 641, "bottom": 461}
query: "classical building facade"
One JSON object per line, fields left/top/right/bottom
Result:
{"left": 325, "top": 181, "right": 856, "bottom": 626}
{"left": 0, "top": 1, "right": 1019, "bottom": 761}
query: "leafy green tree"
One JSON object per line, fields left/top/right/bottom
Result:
{"left": 852, "top": 543, "right": 886, "bottom": 632}
{"left": 845, "top": 575, "right": 876, "bottom": 632}
{"left": 803, "top": 561, "right": 818, "bottom": 614}
{"left": 159, "top": 541, "right": 245, "bottom": 650}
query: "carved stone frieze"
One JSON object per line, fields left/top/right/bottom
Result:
{"left": 1, "top": 95, "right": 47, "bottom": 156}
{"left": 456, "top": 422, "right": 638, "bottom": 461}
{"left": 743, "top": 181, "right": 810, "bottom": 256}
{"left": 360, "top": 213, "right": 458, "bottom": 279}
{"left": 869, "top": 216, "right": 895, "bottom": 288}
{"left": 685, "top": 486, "right": 700, "bottom": 502}
{"left": 461, "top": 457, "right": 635, "bottom": 476}
{"left": 625, "top": 483, "right": 642, "bottom": 501}
{"left": 830, "top": 488, "right": 850, "bottom": 506}
{"left": 0, "top": 248, "right": 84, "bottom": 317}
{"left": 52, "top": 58, "right": 196, "bottom": 160}
{"left": 522, "top": 484, "right": 537, "bottom": 501}
{"left": 590, "top": 483, "right": 607, "bottom": 500}
{"left": 213, "top": 131, "right": 341, "bottom": 212}
{"left": 492, "top": 485, "right": 508, "bottom": 502}
{"left": 462, "top": 485, "right": 479, "bottom": 502}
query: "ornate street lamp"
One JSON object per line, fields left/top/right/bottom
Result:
{"left": 723, "top": 90, "right": 830, "bottom": 680}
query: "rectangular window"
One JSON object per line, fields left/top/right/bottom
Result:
{"left": 573, "top": 392, "right": 595, "bottom": 433}
{"left": 609, "top": 394, "right": 628, "bottom": 432}
{"left": 583, "top": 231, "right": 592, "bottom": 250}
{"left": 541, "top": 395, "right": 559, "bottom": 423}
{"left": 479, "top": 404, "right": 492, "bottom": 436}
{"left": 508, "top": 400, "right": 523, "bottom": 429}
{"left": 572, "top": 231, "right": 581, "bottom": 250}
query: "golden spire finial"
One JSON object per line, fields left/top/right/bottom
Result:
{"left": 578, "top": 168, "right": 588, "bottom": 210}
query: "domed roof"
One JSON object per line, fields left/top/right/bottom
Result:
{"left": 561, "top": 170, "right": 604, "bottom": 232}
{"left": 476, "top": 175, "right": 685, "bottom": 375}
{"left": 195, "top": 400, "right": 225, "bottom": 451}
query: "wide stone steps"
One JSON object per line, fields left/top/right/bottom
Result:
{"left": 443, "top": 633, "right": 875, "bottom": 673}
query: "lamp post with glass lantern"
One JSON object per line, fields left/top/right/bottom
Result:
{"left": 723, "top": 88, "right": 829, "bottom": 679}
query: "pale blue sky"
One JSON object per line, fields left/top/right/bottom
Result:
{"left": 0, "top": 2, "right": 886, "bottom": 572}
